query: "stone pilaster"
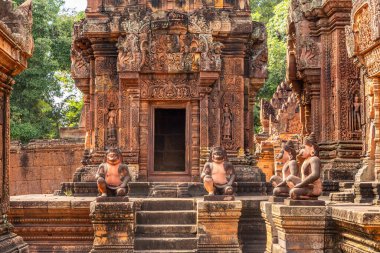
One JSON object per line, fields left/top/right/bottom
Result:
{"left": 271, "top": 204, "right": 334, "bottom": 253}
{"left": 260, "top": 201, "right": 278, "bottom": 253}
{"left": 90, "top": 200, "right": 134, "bottom": 252}
{"left": 197, "top": 200, "right": 242, "bottom": 252}
{"left": 0, "top": 0, "right": 33, "bottom": 251}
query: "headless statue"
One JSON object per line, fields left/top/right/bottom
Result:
{"left": 269, "top": 140, "right": 299, "bottom": 197}
{"left": 286, "top": 133, "right": 322, "bottom": 200}
{"left": 96, "top": 148, "right": 130, "bottom": 197}
{"left": 201, "top": 147, "right": 236, "bottom": 195}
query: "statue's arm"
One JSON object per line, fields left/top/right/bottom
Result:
{"left": 226, "top": 163, "right": 236, "bottom": 186}
{"left": 96, "top": 164, "right": 106, "bottom": 179}
{"left": 201, "top": 163, "right": 212, "bottom": 181}
{"left": 295, "top": 158, "right": 321, "bottom": 188}
{"left": 119, "top": 164, "right": 131, "bottom": 188}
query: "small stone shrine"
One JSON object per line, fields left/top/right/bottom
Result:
{"left": 64, "top": 0, "right": 268, "bottom": 196}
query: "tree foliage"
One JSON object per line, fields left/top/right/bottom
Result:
{"left": 250, "top": 0, "right": 289, "bottom": 132}
{"left": 257, "top": 0, "right": 288, "bottom": 99}
{"left": 250, "top": 0, "right": 284, "bottom": 24}
{"left": 11, "top": 0, "right": 83, "bottom": 142}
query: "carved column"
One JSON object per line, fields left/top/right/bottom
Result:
{"left": 83, "top": 94, "right": 91, "bottom": 149}
{"left": 139, "top": 100, "right": 149, "bottom": 181}
{"left": 249, "top": 78, "right": 264, "bottom": 153}
{"left": 0, "top": 77, "right": 28, "bottom": 252}
{"left": 310, "top": 82, "right": 320, "bottom": 140}
{"left": 0, "top": 1, "right": 33, "bottom": 251}
{"left": 92, "top": 41, "right": 118, "bottom": 152}
{"left": 373, "top": 78, "right": 380, "bottom": 180}
{"left": 191, "top": 99, "right": 200, "bottom": 181}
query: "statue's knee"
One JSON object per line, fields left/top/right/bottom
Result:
{"left": 97, "top": 177, "right": 106, "bottom": 185}
{"left": 203, "top": 176, "right": 213, "bottom": 183}
{"left": 289, "top": 188, "right": 301, "bottom": 198}
{"left": 224, "top": 186, "right": 234, "bottom": 195}
{"left": 116, "top": 188, "right": 126, "bottom": 196}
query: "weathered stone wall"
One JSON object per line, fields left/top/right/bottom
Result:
{"left": 10, "top": 139, "right": 84, "bottom": 195}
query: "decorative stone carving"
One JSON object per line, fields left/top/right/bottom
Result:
{"left": 106, "top": 103, "right": 117, "bottom": 147}
{"left": 222, "top": 104, "right": 233, "bottom": 140}
{"left": 117, "top": 34, "right": 141, "bottom": 72}
{"left": 350, "top": 93, "right": 362, "bottom": 132}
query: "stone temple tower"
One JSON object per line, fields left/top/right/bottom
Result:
{"left": 66, "top": 0, "right": 268, "bottom": 195}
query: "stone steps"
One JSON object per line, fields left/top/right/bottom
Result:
{"left": 136, "top": 210, "right": 197, "bottom": 224}
{"left": 136, "top": 224, "right": 197, "bottom": 237}
{"left": 134, "top": 198, "right": 198, "bottom": 251}
{"left": 134, "top": 237, "right": 198, "bottom": 251}
{"left": 141, "top": 199, "right": 195, "bottom": 211}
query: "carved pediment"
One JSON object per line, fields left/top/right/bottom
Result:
{"left": 140, "top": 76, "right": 198, "bottom": 99}
{"left": 117, "top": 33, "right": 222, "bottom": 73}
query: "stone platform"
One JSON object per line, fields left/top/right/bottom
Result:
{"left": 57, "top": 181, "right": 272, "bottom": 197}
{"left": 8, "top": 194, "right": 269, "bottom": 253}
{"left": 261, "top": 198, "right": 380, "bottom": 253}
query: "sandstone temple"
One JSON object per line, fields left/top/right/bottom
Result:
{"left": 0, "top": 0, "right": 379, "bottom": 252}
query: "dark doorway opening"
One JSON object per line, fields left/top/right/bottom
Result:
{"left": 154, "top": 108, "right": 186, "bottom": 172}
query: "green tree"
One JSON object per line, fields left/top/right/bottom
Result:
{"left": 257, "top": 0, "right": 288, "bottom": 99}
{"left": 250, "top": 0, "right": 284, "bottom": 24}
{"left": 11, "top": 0, "right": 83, "bottom": 142}
{"left": 251, "top": 0, "right": 289, "bottom": 132}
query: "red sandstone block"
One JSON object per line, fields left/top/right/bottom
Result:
{"left": 27, "top": 180, "right": 42, "bottom": 194}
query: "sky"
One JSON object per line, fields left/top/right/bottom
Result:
{"left": 63, "top": 0, "right": 87, "bottom": 12}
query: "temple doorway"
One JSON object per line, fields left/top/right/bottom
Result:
{"left": 149, "top": 107, "right": 189, "bottom": 181}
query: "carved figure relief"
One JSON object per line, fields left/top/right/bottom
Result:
{"left": 117, "top": 35, "right": 141, "bottom": 72}
{"left": 71, "top": 47, "right": 90, "bottom": 79}
{"left": 140, "top": 77, "right": 198, "bottom": 99}
{"left": 298, "top": 38, "right": 320, "bottom": 69}
{"left": 350, "top": 93, "right": 362, "bottom": 132}
{"left": 107, "top": 102, "right": 117, "bottom": 147}
{"left": 222, "top": 104, "right": 233, "bottom": 140}
{"left": 353, "top": 5, "right": 372, "bottom": 53}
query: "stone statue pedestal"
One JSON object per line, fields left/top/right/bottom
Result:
{"left": 260, "top": 201, "right": 279, "bottom": 253}
{"left": 203, "top": 195, "right": 235, "bottom": 201}
{"left": 90, "top": 200, "right": 134, "bottom": 253}
{"left": 268, "top": 196, "right": 287, "bottom": 203}
{"left": 197, "top": 200, "right": 242, "bottom": 252}
{"left": 96, "top": 196, "right": 129, "bottom": 202}
{"left": 271, "top": 204, "right": 333, "bottom": 253}
{"left": 284, "top": 199, "right": 325, "bottom": 206}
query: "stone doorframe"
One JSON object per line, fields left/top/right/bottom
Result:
{"left": 148, "top": 101, "right": 192, "bottom": 182}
